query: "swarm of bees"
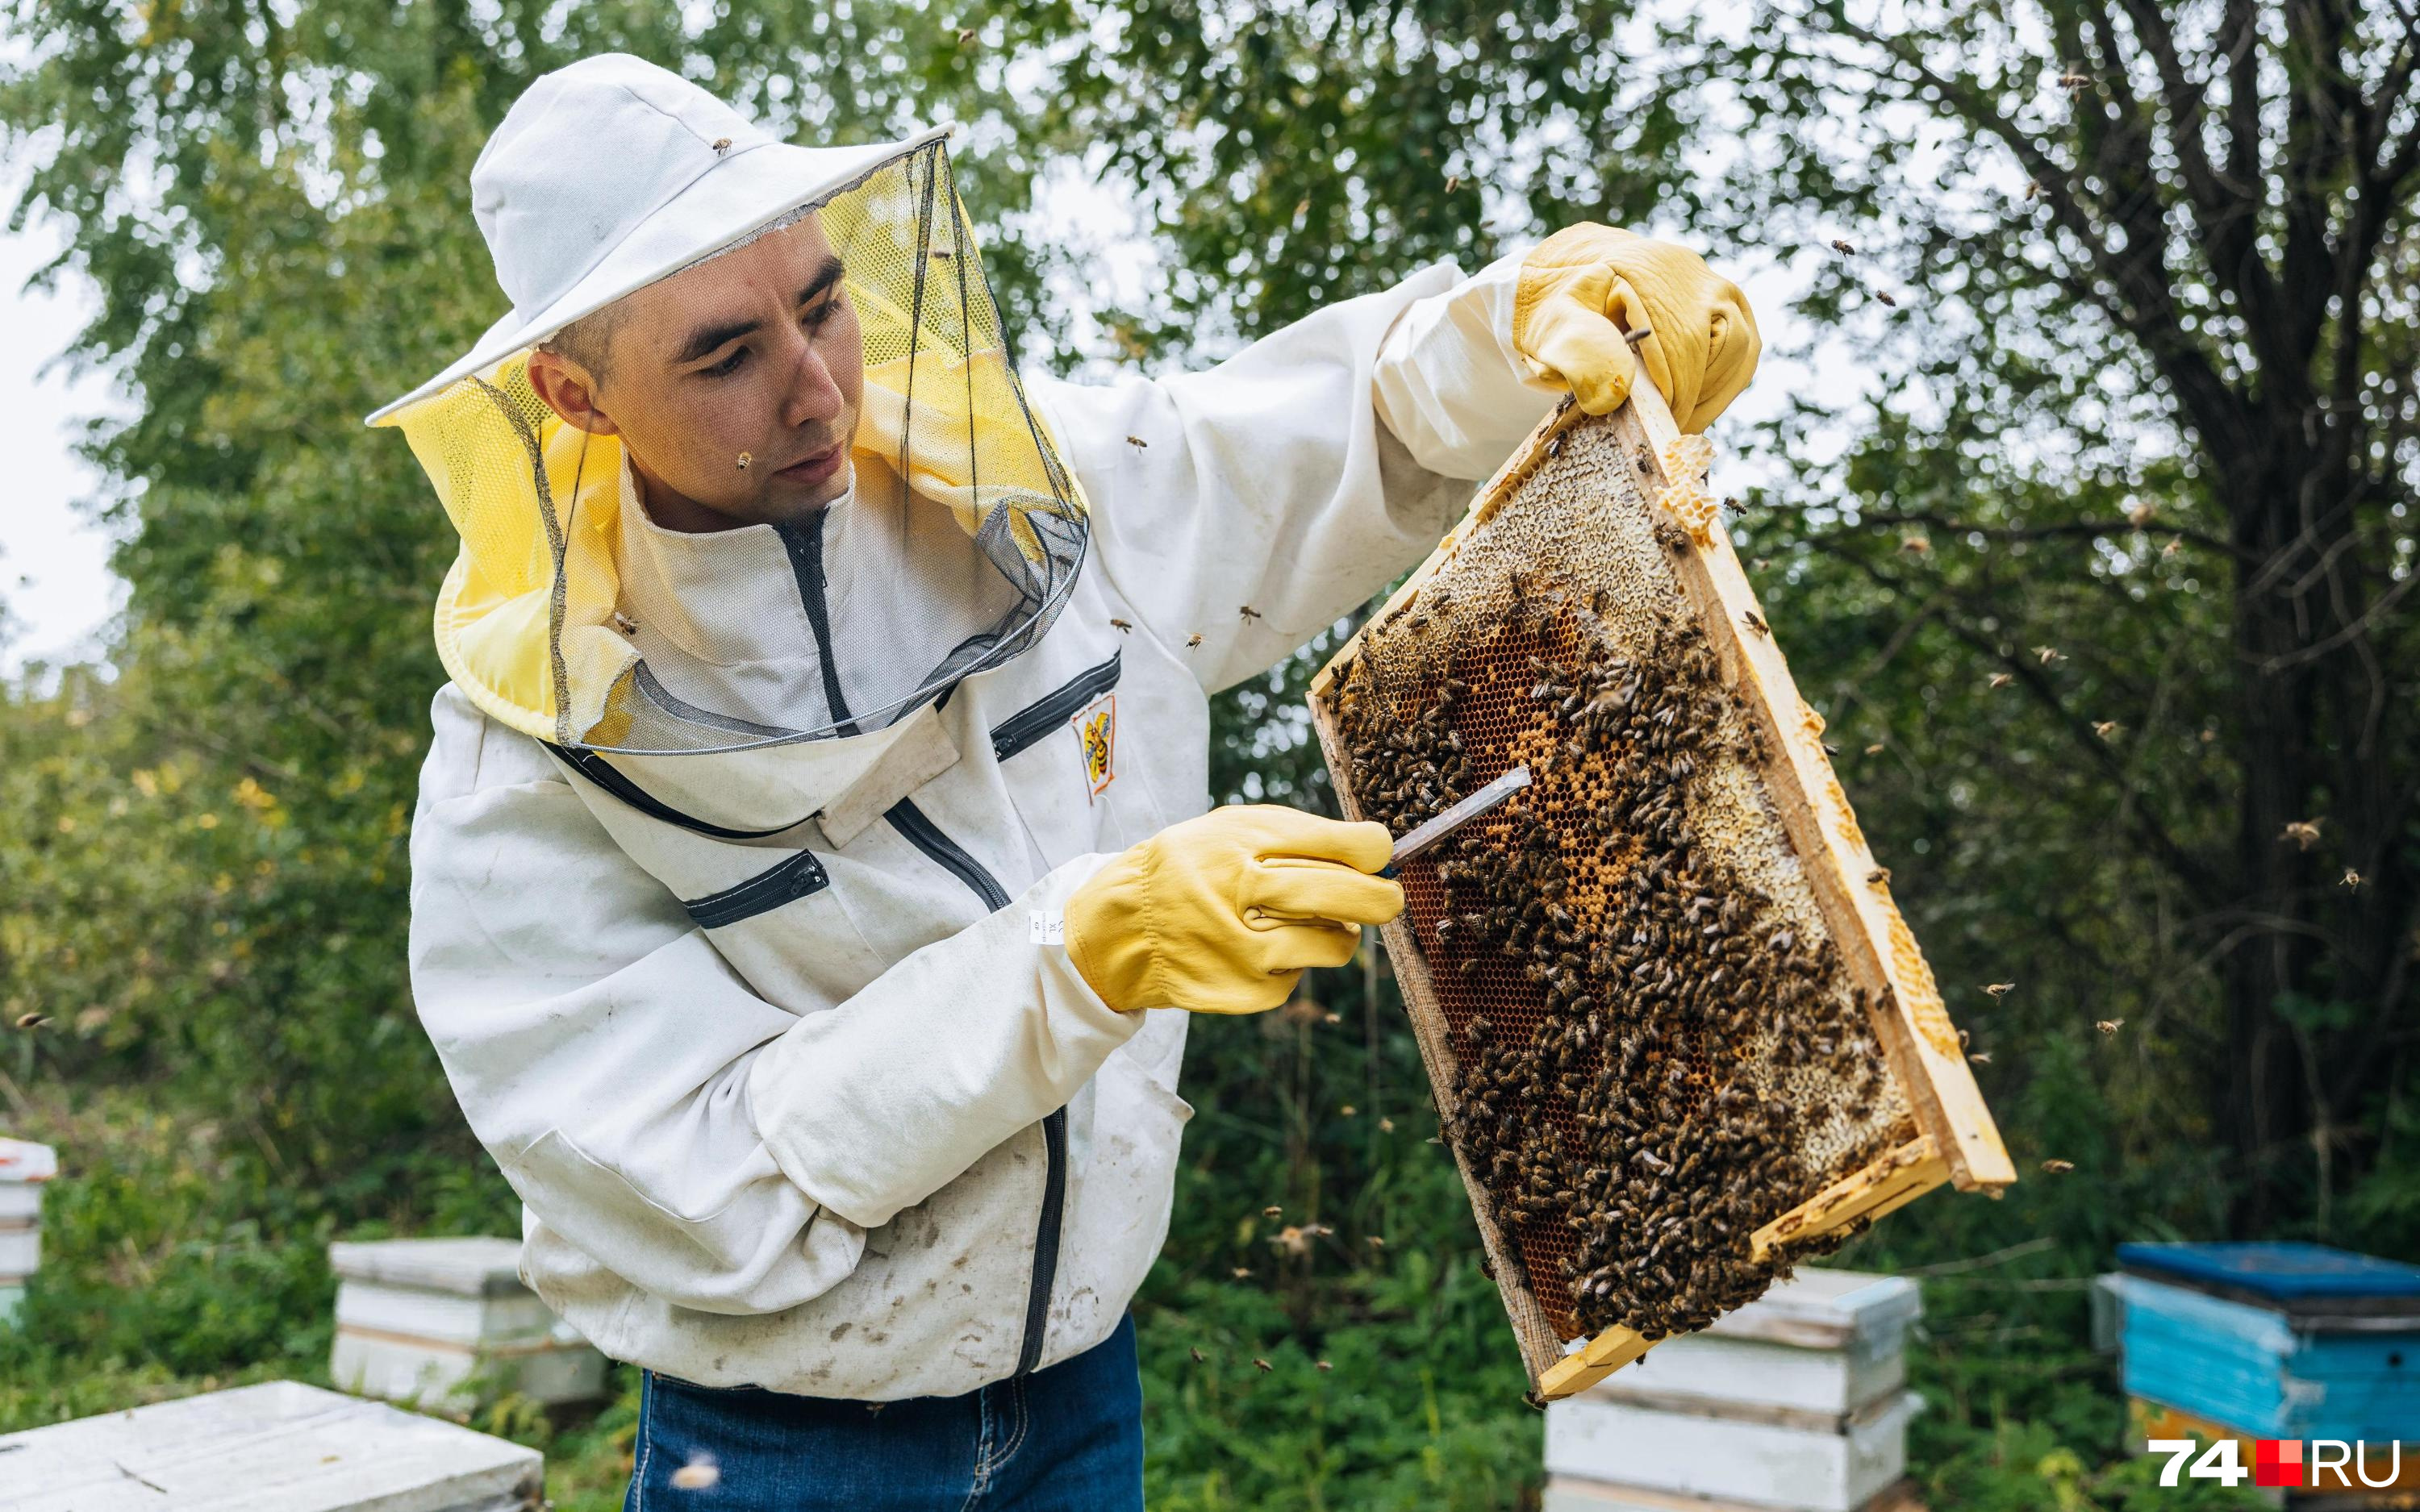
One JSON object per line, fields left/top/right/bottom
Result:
{"left": 1331, "top": 586, "right": 1905, "bottom": 1342}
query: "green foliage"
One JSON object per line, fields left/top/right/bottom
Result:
{"left": 2, "top": 0, "right": 2414, "bottom": 1506}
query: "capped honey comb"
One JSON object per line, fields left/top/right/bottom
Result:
{"left": 1308, "top": 385, "right": 2013, "bottom": 1401}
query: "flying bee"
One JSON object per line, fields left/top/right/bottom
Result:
{"left": 1110, "top": 618, "right": 1133, "bottom": 634}
{"left": 1126, "top": 435, "right": 1149, "bottom": 449}
{"left": 1187, "top": 632, "right": 1204, "bottom": 648}
{"left": 1238, "top": 605, "right": 1262, "bottom": 622}
{"left": 2095, "top": 1018, "right": 2124, "bottom": 1035}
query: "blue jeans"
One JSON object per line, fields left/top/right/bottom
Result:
{"left": 621, "top": 1312, "right": 1143, "bottom": 1510}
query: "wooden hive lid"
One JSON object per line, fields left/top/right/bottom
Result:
{"left": 0, "top": 1379, "right": 542, "bottom": 1510}
{"left": 2118, "top": 1241, "right": 2420, "bottom": 1323}
{"left": 328, "top": 1235, "right": 529, "bottom": 1297}
{"left": 1699, "top": 1267, "right": 1922, "bottom": 1350}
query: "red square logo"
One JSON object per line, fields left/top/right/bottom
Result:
{"left": 2255, "top": 1439, "right": 2305, "bottom": 1488}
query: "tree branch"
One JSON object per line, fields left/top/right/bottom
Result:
{"left": 1803, "top": 531, "right": 2226, "bottom": 905}
{"left": 1850, "top": 508, "right": 2243, "bottom": 560}
{"left": 1805, "top": 5, "right": 2255, "bottom": 469}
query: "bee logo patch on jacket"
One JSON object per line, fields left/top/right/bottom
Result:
{"left": 1074, "top": 693, "right": 1116, "bottom": 799}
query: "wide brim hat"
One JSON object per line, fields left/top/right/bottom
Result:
{"left": 366, "top": 54, "right": 949, "bottom": 426}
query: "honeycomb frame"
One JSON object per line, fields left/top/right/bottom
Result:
{"left": 1308, "top": 382, "right": 2014, "bottom": 1401}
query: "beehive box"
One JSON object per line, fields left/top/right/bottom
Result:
{"left": 0, "top": 1379, "right": 543, "bottom": 1511}
{"left": 0, "top": 1137, "right": 56, "bottom": 1328}
{"left": 2114, "top": 1243, "right": 2420, "bottom": 1447}
{"left": 1575, "top": 1267, "right": 1921, "bottom": 1418}
{"left": 1546, "top": 1386, "right": 1923, "bottom": 1512}
{"left": 1308, "top": 381, "right": 2013, "bottom": 1401}
{"left": 329, "top": 1237, "right": 607, "bottom": 1411}
{"left": 1546, "top": 1268, "right": 1923, "bottom": 1512}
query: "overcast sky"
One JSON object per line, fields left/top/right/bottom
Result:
{"left": 0, "top": 166, "right": 127, "bottom": 677}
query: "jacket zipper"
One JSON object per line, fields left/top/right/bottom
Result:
{"left": 788, "top": 514, "right": 1069, "bottom": 1381}
{"left": 885, "top": 797, "right": 1067, "bottom": 1377}
{"left": 988, "top": 650, "right": 1122, "bottom": 762}
{"left": 682, "top": 849, "right": 831, "bottom": 930}
{"left": 774, "top": 517, "right": 862, "bottom": 738}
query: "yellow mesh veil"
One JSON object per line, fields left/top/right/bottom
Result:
{"left": 379, "top": 140, "right": 1087, "bottom": 755}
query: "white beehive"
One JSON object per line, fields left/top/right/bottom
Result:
{"left": 0, "top": 1138, "right": 56, "bottom": 1328}
{"left": 0, "top": 1379, "right": 543, "bottom": 1511}
{"left": 328, "top": 1237, "right": 607, "bottom": 1411}
{"left": 1544, "top": 1268, "right": 1928, "bottom": 1512}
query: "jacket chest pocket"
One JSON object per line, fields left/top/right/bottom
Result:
{"left": 674, "top": 845, "right": 894, "bottom": 1006}
{"left": 986, "top": 649, "right": 1164, "bottom": 872}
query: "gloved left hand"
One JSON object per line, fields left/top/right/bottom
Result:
{"left": 1511, "top": 223, "right": 1760, "bottom": 432}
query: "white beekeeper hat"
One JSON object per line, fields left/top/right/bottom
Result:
{"left": 365, "top": 54, "right": 946, "bottom": 425}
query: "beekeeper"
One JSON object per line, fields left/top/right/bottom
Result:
{"left": 378, "top": 52, "right": 1758, "bottom": 1510}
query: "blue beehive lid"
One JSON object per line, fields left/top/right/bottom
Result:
{"left": 2118, "top": 1242, "right": 2420, "bottom": 1313}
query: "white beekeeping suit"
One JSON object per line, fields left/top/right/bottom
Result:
{"left": 378, "top": 54, "right": 1610, "bottom": 1401}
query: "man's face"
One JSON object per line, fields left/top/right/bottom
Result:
{"left": 532, "top": 214, "right": 866, "bottom": 528}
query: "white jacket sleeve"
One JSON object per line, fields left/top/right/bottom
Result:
{"left": 408, "top": 690, "right": 1137, "bottom": 1315}
{"left": 1026, "top": 257, "right": 1556, "bottom": 695}
{"left": 1371, "top": 249, "right": 1566, "bottom": 480}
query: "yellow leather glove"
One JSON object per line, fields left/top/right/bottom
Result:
{"left": 1512, "top": 224, "right": 1761, "bottom": 432}
{"left": 1066, "top": 806, "right": 1404, "bottom": 1015}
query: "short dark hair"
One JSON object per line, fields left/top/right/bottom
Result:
{"left": 538, "top": 304, "right": 625, "bottom": 385}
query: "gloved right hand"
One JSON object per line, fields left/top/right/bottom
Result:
{"left": 1511, "top": 223, "right": 1760, "bottom": 432}
{"left": 1066, "top": 806, "right": 1404, "bottom": 1015}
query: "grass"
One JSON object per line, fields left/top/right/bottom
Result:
{"left": 0, "top": 1004, "right": 2268, "bottom": 1510}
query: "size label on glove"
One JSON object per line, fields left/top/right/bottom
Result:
{"left": 1028, "top": 909, "right": 1066, "bottom": 945}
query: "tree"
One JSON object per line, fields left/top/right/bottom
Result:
{"left": 1041, "top": 0, "right": 2420, "bottom": 1233}
{"left": 1717, "top": 0, "right": 2420, "bottom": 1232}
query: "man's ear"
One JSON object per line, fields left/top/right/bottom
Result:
{"left": 528, "top": 350, "right": 620, "bottom": 436}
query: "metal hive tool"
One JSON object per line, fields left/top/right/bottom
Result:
{"left": 1308, "top": 381, "right": 2015, "bottom": 1402}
